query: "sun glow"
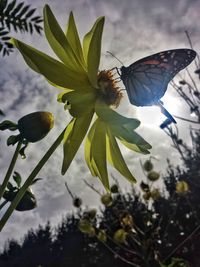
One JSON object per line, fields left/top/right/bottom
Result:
{"left": 132, "top": 94, "right": 182, "bottom": 126}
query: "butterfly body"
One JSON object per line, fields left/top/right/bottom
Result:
{"left": 120, "top": 49, "right": 196, "bottom": 122}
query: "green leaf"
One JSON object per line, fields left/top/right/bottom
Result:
{"left": 17, "top": 5, "right": 30, "bottom": 18}
{"left": 62, "top": 111, "right": 94, "bottom": 174}
{"left": 66, "top": 12, "right": 86, "bottom": 70}
{"left": 11, "top": 2, "right": 24, "bottom": 16}
{"left": 85, "top": 119, "right": 109, "bottom": 190}
{"left": 95, "top": 100, "right": 140, "bottom": 129}
{"left": 7, "top": 181, "right": 14, "bottom": 190}
{"left": 7, "top": 134, "right": 21, "bottom": 146}
{"left": 5, "top": 0, "right": 16, "bottom": 16}
{"left": 25, "top": 8, "right": 36, "bottom": 19}
{"left": 13, "top": 171, "right": 22, "bottom": 188}
{"left": 83, "top": 16, "right": 105, "bottom": 87}
{"left": 31, "top": 178, "right": 42, "bottom": 185}
{"left": 0, "top": 120, "right": 17, "bottom": 131}
{"left": 0, "top": 0, "right": 8, "bottom": 12}
{"left": 0, "top": 30, "right": 9, "bottom": 36}
{"left": 106, "top": 128, "right": 136, "bottom": 183}
{"left": 43, "top": 5, "right": 85, "bottom": 74}
{"left": 58, "top": 90, "right": 96, "bottom": 117}
{"left": 11, "top": 38, "right": 90, "bottom": 90}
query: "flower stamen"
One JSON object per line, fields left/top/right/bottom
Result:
{"left": 97, "top": 70, "right": 123, "bottom": 107}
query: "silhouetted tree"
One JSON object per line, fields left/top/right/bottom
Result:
{"left": 0, "top": 0, "right": 42, "bottom": 56}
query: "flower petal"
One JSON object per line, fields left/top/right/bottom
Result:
{"left": 95, "top": 100, "right": 140, "bottom": 129}
{"left": 106, "top": 128, "right": 136, "bottom": 183}
{"left": 111, "top": 125, "right": 152, "bottom": 154}
{"left": 62, "top": 111, "right": 94, "bottom": 175}
{"left": 85, "top": 119, "right": 109, "bottom": 190}
{"left": 95, "top": 100, "right": 151, "bottom": 154}
{"left": 83, "top": 16, "right": 105, "bottom": 87}
{"left": 44, "top": 5, "right": 86, "bottom": 74}
{"left": 12, "top": 38, "right": 90, "bottom": 89}
{"left": 85, "top": 120, "right": 97, "bottom": 177}
{"left": 66, "top": 12, "right": 86, "bottom": 69}
{"left": 58, "top": 90, "right": 96, "bottom": 117}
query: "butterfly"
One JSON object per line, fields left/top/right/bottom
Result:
{"left": 119, "top": 49, "right": 196, "bottom": 123}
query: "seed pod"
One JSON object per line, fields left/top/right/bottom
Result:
{"left": 73, "top": 197, "right": 82, "bottom": 208}
{"left": 143, "top": 191, "right": 151, "bottom": 201}
{"left": 87, "top": 209, "right": 97, "bottom": 219}
{"left": 179, "top": 80, "right": 186, "bottom": 85}
{"left": 176, "top": 181, "right": 189, "bottom": 194}
{"left": 78, "top": 219, "right": 95, "bottom": 236}
{"left": 18, "top": 111, "right": 54, "bottom": 142}
{"left": 97, "top": 229, "right": 107, "bottom": 242}
{"left": 114, "top": 229, "right": 127, "bottom": 244}
{"left": 147, "top": 171, "right": 160, "bottom": 182}
{"left": 101, "top": 194, "right": 113, "bottom": 206}
{"left": 140, "top": 181, "right": 150, "bottom": 192}
{"left": 150, "top": 188, "right": 161, "bottom": 200}
{"left": 119, "top": 211, "right": 134, "bottom": 230}
{"left": 143, "top": 160, "right": 153, "bottom": 172}
{"left": 88, "top": 227, "right": 96, "bottom": 237}
{"left": 110, "top": 184, "right": 119, "bottom": 193}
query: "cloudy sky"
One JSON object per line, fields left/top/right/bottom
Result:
{"left": 1, "top": 0, "right": 200, "bottom": 248}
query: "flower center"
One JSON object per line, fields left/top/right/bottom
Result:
{"left": 97, "top": 70, "right": 123, "bottom": 107}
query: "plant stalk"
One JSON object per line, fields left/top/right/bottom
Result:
{"left": 0, "top": 128, "right": 65, "bottom": 231}
{"left": 0, "top": 141, "right": 22, "bottom": 201}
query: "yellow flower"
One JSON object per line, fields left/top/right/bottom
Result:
{"left": 11, "top": 5, "right": 151, "bottom": 190}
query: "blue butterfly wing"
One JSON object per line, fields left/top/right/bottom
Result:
{"left": 121, "top": 49, "right": 196, "bottom": 106}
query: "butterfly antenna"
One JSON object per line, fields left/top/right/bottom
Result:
{"left": 106, "top": 51, "right": 124, "bottom": 66}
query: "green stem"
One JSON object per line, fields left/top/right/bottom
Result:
{"left": 0, "top": 128, "right": 65, "bottom": 231}
{"left": 0, "top": 141, "right": 22, "bottom": 201}
{"left": 0, "top": 200, "right": 8, "bottom": 210}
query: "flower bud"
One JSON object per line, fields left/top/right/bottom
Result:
{"left": 176, "top": 181, "right": 189, "bottom": 194}
{"left": 114, "top": 229, "right": 127, "bottom": 244}
{"left": 101, "top": 194, "right": 113, "bottom": 206}
{"left": 18, "top": 111, "right": 54, "bottom": 142}
{"left": 147, "top": 171, "right": 160, "bottom": 182}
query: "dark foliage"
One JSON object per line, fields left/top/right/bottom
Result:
{"left": 0, "top": 130, "right": 200, "bottom": 266}
{"left": 0, "top": 0, "right": 42, "bottom": 56}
